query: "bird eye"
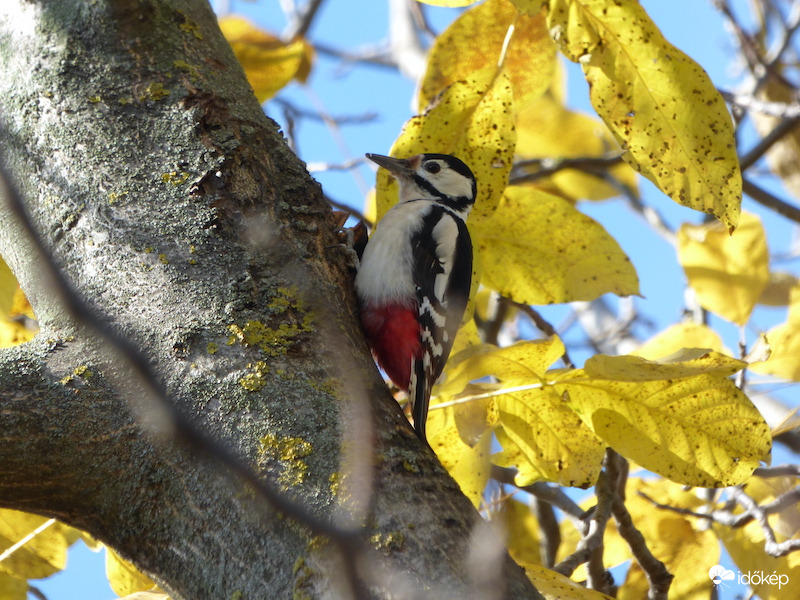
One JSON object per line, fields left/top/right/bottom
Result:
{"left": 424, "top": 162, "right": 441, "bottom": 174}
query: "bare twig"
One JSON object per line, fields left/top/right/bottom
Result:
{"left": 490, "top": 466, "right": 585, "bottom": 521}
{"left": 325, "top": 194, "right": 371, "bottom": 227}
{"left": 738, "top": 114, "right": 800, "bottom": 170}
{"left": 731, "top": 486, "right": 800, "bottom": 557}
{"left": 285, "top": 0, "right": 326, "bottom": 39}
{"left": 501, "top": 299, "right": 575, "bottom": 369}
{"left": 532, "top": 496, "right": 560, "bottom": 568}
{"left": 552, "top": 470, "right": 613, "bottom": 578}
{"left": 754, "top": 464, "right": 800, "bottom": 477}
{"left": 508, "top": 154, "right": 625, "bottom": 186}
{"left": 607, "top": 451, "right": 672, "bottom": 600}
{"left": 742, "top": 178, "right": 800, "bottom": 224}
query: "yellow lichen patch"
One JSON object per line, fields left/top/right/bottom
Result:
{"left": 368, "top": 531, "right": 405, "bottom": 553}
{"left": 228, "top": 321, "right": 305, "bottom": 357}
{"left": 239, "top": 360, "right": 269, "bottom": 391}
{"left": 73, "top": 365, "right": 92, "bottom": 378}
{"left": 258, "top": 434, "right": 313, "bottom": 487}
{"left": 141, "top": 82, "right": 170, "bottom": 101}
{"left": 207, "top": 342, "right": 218, "bottom": 355}
{"left": 173, "top": 59, "right": 201, "bottom": 80}
{"left": 161, "top": 171, "right": 190, "bottom": 185}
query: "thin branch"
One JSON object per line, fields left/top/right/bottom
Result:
{"left": 325, "top": 194, "right": 371, "bottom": 227}
{"left": 552, "top": 471, "right": 613, "bottom": 578}
{"left": 501, "top": 299, "right": 575, "bottom": 368}
{"left": 508, "top": 154, "right": 625, "bottom": 186}
{"left": 738, "top": 114, "right": 800, "bottom": 170}
{"left": 720, "top": 89, "right": 800, "bottom": 119}
{"left": 532, "top": 496, "right": 560, "bottom": 568}
{"left": 285, "top": 0, "right": 326, "bottom": 39}
{"left": 607, "top": 451, "right": 672, "bottom": 600}
{"left": 742, "top": 178, "right": 800, "bottom": 224}
{"left": 490, "top": 466, "right": 585, "bottom": 521}
{"left": 754, "top": 464, "right": 800, "bottom": 477}
{"left": 731, "top": 487, "right": 800, "bottom": 557}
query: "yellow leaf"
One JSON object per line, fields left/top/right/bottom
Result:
{"left": 509, "top": 0, "right": 545, "bottom": 15}
{"left": 474, "top": 186, "right": 639, "bottom": 304}
{"left": 548, "top": 0, "right": 741, "bottom": 228}
{"left": 493, "top": 385, "right": 604, "bottom": 487}
{"left": 714, "top": 520, "right": 800, "bottom": 600}
{"left": 0, "top": 510, "right": 69, "bottom": 580}
{"left": 557, "top": 367, "right": 771, "bottom": 487}
{"left": 219, "top": 16, "right": 313, "bottom": 103}
{"left": 584, "top": 349, "right": 746, "bottom": 381}
{"left": 633, "top": 322, "right": 726, "bottom": 360}
{"left": 516, "top": 92, "right": 638, "bottom": 201}
{"left": 678, "top": 211, "right": 770, "bottom": 325}
{"left": 419, "top": 0, "right": 556, "bottom": 111}
{"left": 438, "top": 338, "right": 567, "bottom": 398}
{"left": 493, "top": 498, "right": 542, "bottom": 568}
{"left": 0, "top": 573, "right": 26, "bottom": 600}
{"left": 0, "top": 258, "right": 16, "bottom": 317}
{"left": 525, "top": 564, "right": 615, "bottom": 599}
{"left": 106, "top": 549, "right": 160, "bottom": 597}
{"left": 377, "top": 66, "right": 516, "bottom": 221}
{"left": 427, "top": 406, "right": 492, "bottom": 507}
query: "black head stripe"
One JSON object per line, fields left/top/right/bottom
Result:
{"left": 421, "top": 153, "right": 475, "bottom": 181}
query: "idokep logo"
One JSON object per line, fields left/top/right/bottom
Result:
{"left": 709, "top": 564, "right": 790, "bottom": 590}
{"left": 709, "top": 565, "right": 736, "bottom": 586}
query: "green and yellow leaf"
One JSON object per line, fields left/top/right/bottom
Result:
{"left": 419, "top": 0, "right": 556, "bottom": 111}
{"left": 474, "top": 185, "right": 639, "bottom": 304}
{"left": 377, "top": 66, "right": 516, "bottom": 221}
{"left": 678, "top": 211, "right": 770, "bottom": 325}
{"left": 219, "top": 16, "right": 313, "bottom": 103}
{"left": 547, "top": 0, "right": 741, "bottom": 228}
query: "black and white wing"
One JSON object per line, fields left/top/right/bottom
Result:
{"left": 408, "top": 206, "right": 473, "bottom": 441}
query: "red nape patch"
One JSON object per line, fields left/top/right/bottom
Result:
{"left": 360, "top": 302, "right": 422, "bottom": 391}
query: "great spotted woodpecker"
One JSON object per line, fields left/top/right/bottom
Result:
{"left": 355, "top": 153, "right": 475, "bottom": 441}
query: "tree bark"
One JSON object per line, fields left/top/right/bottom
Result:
{"left": 0, "top": 1, "right": 542, "bottom": 598}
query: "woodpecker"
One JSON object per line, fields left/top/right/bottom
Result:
{"left": 355, "top": 152, "right": 475, "bottom": 442}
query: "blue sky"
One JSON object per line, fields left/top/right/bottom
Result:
{"left": 27, "top": 1, "right": 797, "bottom": 598}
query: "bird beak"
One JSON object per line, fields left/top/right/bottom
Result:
{"left": 366, "top": 153, "right": 418, "bottom": 178}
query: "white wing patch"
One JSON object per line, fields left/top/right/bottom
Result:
{"left": 431, "top": 215, "right": 459, "bottom": 304}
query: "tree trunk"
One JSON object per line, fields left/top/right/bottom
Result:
{"left": 0, "top": 1, "right": 541, "bottom": 598}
